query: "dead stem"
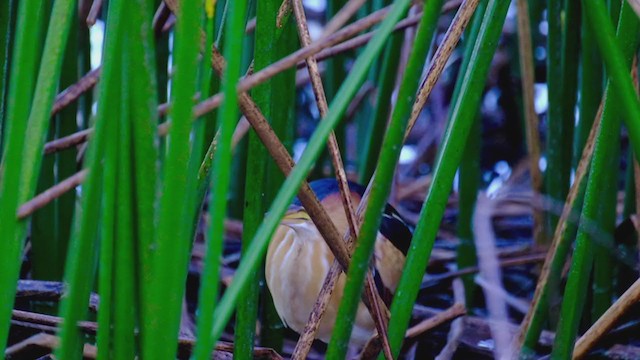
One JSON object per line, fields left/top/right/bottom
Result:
{"left": 51, "top": 68, "right": 101, "bottom": 117}
{"left": 359, "top": 303, "right": 466, "bottom": 359}
{"left": 290, "top": 0, "right": 360, "bottom": 243}
{"left": 434, "top": 280, "right": 466, "bottom": 360}
{"left": 422, "top": 252, "right": 547, "bottom": 287}
{"left": 276, "top": 0, "right": 292, "bottom": 29}
{"left": 5, "top": 333, "right": 97, "bottom": 359}
{"left": 86, "top": 0, "right": 103, "bottom": 26}
{"left": 404, "top": 0, "right": 480, "bottom": 139}
{"left": 8, "top": 314, "right": 282, "bottom": 360}
{"left": 17, "top": 170, "right": 88, "bottom": 219}
{"left": 573, "top": 278, "right": 640, "bottom": 359}
{"left": 45, "top": 3, "right": 442, "bottom": 157}
{"left": 152, "top": 2, "right": 172, "bottom": 35}
{"left": 43, "top": 128, "right": 93, "bottom": 155}
{"left": 474, "top": 193, "right": 511, "bottom": 359}
{"left": 405, "top": 303, "right": 466, "bottom": 339}
{"left": 322, "top": 0, "right": 368, "bottom": 39}
{"left": 291, "top": 258, "right": 342, "bottom": 359}
{"left": 303, "top": 0, "right": 465, "bottom": 69}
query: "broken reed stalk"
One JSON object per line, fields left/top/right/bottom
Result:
{"left": 86, "top": 0, "right": 103, "bottom": 26}
{"left": 573, "top": 277, "right": 640, "bottom": 359}
{"left": 290, "top": 259, "right": 341, "bottom": 359}
{"left": 276, "top": 0, "right": 293, "bottom": 29}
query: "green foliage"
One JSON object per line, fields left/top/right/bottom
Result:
{"left": 544, "top": 0, "right": 573, "bottom": 242}
{"left": 0, "top": 0, "right": 75, "bottom": 353}
{"left": 193, "top": 0, "right": 248, "bottom": 358}
{"left": 1, "top": 0, "right": 640, "bottom": 358}
{"left": 551, "top": 4, "right": 640, "bottom": 358}
{"left": 453, "top": 0, "right": 488, "bottom": 308}
{"left": 359, "top": 32, "right": 403, "bottom": 184}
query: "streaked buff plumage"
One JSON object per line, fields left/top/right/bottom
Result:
{"left": 265, "top": 184, "right": 408, "bottom": 345}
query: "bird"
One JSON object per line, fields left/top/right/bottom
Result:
{"left": 265, "top": 178, "right": 413, "bottom": 345}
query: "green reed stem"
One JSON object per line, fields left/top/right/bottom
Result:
{"left": 57, "top": 0, "right": 126, "bottom": 355}
{"left": 193, "top": 0, "right": 248, "bottom": 359}
{"left": 559, "top": 0, "right": 580, "bottom": 166}
{"left": 128, "top": 2, "right": 158, "bottom": 337}
{"left": 0, "top": 0, "right": 75, "bottom": 352}
{"left": 32, "top": 8, "right": 79, "bottom": 281}
{"left": 574, "top": 5, "right": 602, "bottom": 167}
{"left": 387, "top": 1, "right": 510, "bottom": 356}
{"left": 359, "top": 32, "right": 403, "bottom": 184}
{"left": 452, "top": 0, "right": 487, "bottom": 307}
{"left": 583, "top": 0, "right": 640, "bottom": 160}
{"left": 144, "top": 0, "right": 202, "bottom": 357}
{"left": 551, "top": 4, "right": 640, "bottom": 358}
{"left": 112, "top": 52, "right": 136, "bottom": 360}
{"left": 96, "top": 68, "right": 119, "bottom": 359}
{"left": 234, "top": 1, "right": 272, "bottom": 357}
{"left": 263, "top": 8, "right": 297, "bottom": 352}
{"left": 544, "top": 0, "right": 571, "bottom": 241}
{"left": 0, "top": 0, "right": 16, "bottom": 155}
{"left": 521, "top": 177, "right": 588, "bottom": 354}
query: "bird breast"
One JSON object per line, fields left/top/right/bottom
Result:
{"left": 265, "top": 222, "right": 376, "bottom": 345}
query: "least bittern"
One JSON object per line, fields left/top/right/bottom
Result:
{"left": 265, "top": 179, "right": 412, "bottom": 345}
